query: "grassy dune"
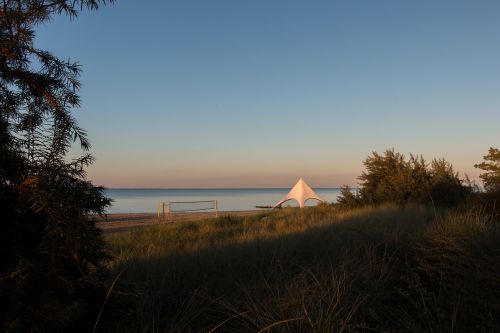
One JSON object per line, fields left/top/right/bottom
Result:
{"left": 100, "top": 205, "right": 500, "bottom": 332}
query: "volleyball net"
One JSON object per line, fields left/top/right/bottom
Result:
{"left": 157, "top": 200, "right": 218, "bottom": 220}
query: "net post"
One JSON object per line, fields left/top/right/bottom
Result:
{"left": 162, "top": 202, "right": 165, "bottom": 222}
{"left": 215, "top": 200, "right": 218, "bottom": 217}
{"left": 157, "top": 202, "right": 165, "bottom": 222}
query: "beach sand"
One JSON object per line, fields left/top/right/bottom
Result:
{"left": 95, "top": 210, "right": 264, "bottom": 234}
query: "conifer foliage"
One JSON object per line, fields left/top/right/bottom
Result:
{"left": 475, "top": 147, "right": 500, "bottom": 193}
{"left": 473, "top": 147, "right": 500, "bottom": 215}
{"left": 1, "top": 1, "right": 113, "bottom": 331}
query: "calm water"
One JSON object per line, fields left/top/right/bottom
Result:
{"left": 105, "top": 188, "right": 342, "bottom": 213}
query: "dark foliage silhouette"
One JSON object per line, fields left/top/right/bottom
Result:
{"left": 1, "top": 1, "right": 113, "bottom": 331}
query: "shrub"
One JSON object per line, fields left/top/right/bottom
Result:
{"left": 337, "top": 149, "right": 471, "bottom": 208}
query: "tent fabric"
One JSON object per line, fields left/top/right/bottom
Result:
{"left": 274, "top": 178, "right": 324, "bottom": 208}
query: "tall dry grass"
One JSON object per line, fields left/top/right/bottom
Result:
{"left": 99, "top": 204, "right": 500, "bottom": 332}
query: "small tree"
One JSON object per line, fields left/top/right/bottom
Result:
{"left": 1, "top": 1, "right": 113, "bottom": 331}
{"left": 474, "top": 147, "right": 500, "bottom": 193}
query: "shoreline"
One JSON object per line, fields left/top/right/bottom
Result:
{"left": 95, "top": 210, "right": 264, "bottom": 234}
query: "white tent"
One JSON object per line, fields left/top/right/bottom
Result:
{"left": 274, "top": 178, "right": 324, "bottom": 208}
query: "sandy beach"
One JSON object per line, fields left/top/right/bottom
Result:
{"left": 95, "top": 210, "right": 263, "bottom": 234}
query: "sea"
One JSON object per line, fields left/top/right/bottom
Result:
{"left": 104, "top": 188, "right": 342, "bottom": 214}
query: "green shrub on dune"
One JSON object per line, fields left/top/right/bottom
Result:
{"left": 337, "top": 149, "right": 472, "bottom": 209}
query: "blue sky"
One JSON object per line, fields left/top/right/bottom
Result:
{"left": 37, "top": 0, "right": 500, "bottom": 188}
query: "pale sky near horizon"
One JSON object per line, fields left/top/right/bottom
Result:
{"left": 36, "top": 0, "right": 499, "bottom": 188}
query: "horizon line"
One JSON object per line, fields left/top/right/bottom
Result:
{"left": 105, "top": 187, "right": 352, "bottom": 190}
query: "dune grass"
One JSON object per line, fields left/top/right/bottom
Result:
{"left": 99, "top": 204, "right": 500, "bottom": 332}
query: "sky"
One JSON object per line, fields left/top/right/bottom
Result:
{"left": 36, "top": 0, "right": 500, "bottom": 188}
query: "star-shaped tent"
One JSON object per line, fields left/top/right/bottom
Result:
{"left": 274, "top": 178, "right": 324, "bottom": 208}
